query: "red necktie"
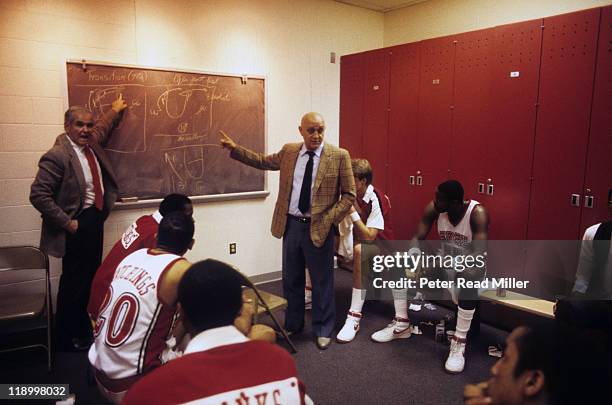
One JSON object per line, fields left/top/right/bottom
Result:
{"left": 84, "top": 146, "right": 104, "bottom": 210}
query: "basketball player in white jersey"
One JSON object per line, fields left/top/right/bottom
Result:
{"left": 412, "top": 180, "right": 488, "bottom": 374}
{"left": 88, "top": 212, "right": 194, "bottom": 403}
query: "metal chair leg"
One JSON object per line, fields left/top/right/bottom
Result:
{"left": 231, "top": 266, "right": 297, "bottom": 353}
{"left": 46, "top": 275, "right": 53, "bottom": 372}
{"left": 250, "top": 286, "right": 297, "bottom": 354}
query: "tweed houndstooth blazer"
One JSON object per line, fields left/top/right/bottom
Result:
{"left": 230, "top": 142, "right": 356, "bottom": 247}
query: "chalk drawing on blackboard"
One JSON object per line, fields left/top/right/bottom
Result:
{"left": 67, "top": 61, "right": 265, "bottom": 201}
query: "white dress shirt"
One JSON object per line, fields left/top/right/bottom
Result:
{"left": 66, "top": 135, "right": 105, "bottom": 209}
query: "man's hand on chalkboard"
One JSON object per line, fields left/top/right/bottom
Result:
{"left": 111, "top": 93, "right": 128, "bottom": 113}
{"left": 219, "top": 130, "right": 237, "bottom": 150}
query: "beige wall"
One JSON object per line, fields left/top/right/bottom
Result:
{"left": 0, "top": 0, "right": 383, "bottom": 293}
{"left": 7, "top": 0, "right": 607, "bottom": 292}
{"left": 384, "top": 0, "right": 611, "bottom": 46}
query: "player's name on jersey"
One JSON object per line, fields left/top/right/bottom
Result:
{"left": 113, "top": 264, "right": 156, "bottom": 295}
{"left": 372, "top": 277, "right": 530, "bottom": 290}
{"left": 185, "top": 377, "right": 301, "bottom": 405}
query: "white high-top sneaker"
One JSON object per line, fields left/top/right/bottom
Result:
{"left": 445, "top": 336, "right": 467, "bottom": 373}
{"left": 370, "top": 317, "right": 411, "bottom": 343}
{"left": 336, "top": 311, "right": 362, "bottom": 343}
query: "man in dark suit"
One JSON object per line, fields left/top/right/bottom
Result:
{"left": 220, "top": 112, "right": 355, "bottom": 349}
{"left": 30, "top": 94, "right": 127, "bottom": 351}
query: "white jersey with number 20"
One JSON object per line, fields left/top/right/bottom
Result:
{"left": 88, "top": 248, "right": 183, "bottom": 379}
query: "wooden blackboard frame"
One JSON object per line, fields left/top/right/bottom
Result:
{"left": 63, "top": 59, "right": 270, "bottom": 209}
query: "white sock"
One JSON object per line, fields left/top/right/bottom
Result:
{"left": 349, "top": 288, "right": 366, "bottom": 314}
{"left": 392, "top": 289, "right": 408, "bottom": 320}
{"left": 455, "top": 306, "right": 475, "bottom": 340}
{"left": 305, "top": 268, "right": 312, "bottom": 289}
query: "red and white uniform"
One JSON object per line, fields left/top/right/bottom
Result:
{"left": 338, "top": 185, "right": 395, "bottom": 259}
{"left": 88, "top": 211, "right": 162, "bottom": 319}
{"left": 123, "top": 325, "right": 306, "bottom": 405}
{"left": 573, "top": 222, "right": 612, "bottom": 296}
{"left": 88, "top": 248, "right": 183, "bottom": 381}
{"left": 437, "top": 200, "right": 480, "bottom": 256}
{"left": 357, "top": 184, "right": 395, "bottom": 241}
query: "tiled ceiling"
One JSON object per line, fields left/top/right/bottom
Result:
{"left": 334, "top": 0, "right": 429, "bottom": 13}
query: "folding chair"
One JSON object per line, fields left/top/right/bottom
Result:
{"left": 230, "top": 267, "right": 297, "bottom": 353}
{"left": 0, "top": 246, "right": 53, "bottom": 371}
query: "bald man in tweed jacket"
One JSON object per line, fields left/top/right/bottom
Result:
{"left": 221, "top": 112, "right": 355, "bottom": 349}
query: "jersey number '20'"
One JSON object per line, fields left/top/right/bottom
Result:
{"left": 94, "top": 286, "right": 140, "bottom": 347}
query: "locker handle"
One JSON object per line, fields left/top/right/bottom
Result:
{"left": 478, "top": 183, "right": 485, "bottom": 194}
{"left": 571, "top": 194, "right": 580, "bottom": 207}
{"left": 487, "top": 184, "right": 494, "bottom": 195}
{"left": 409, "top": 175, "right": 415, "bottom": 186}
{"left": 416, "top": 175, "right": 423, "bottom": 186}
{"left": 584, "top": 196, "right": 594, "bottom": 209}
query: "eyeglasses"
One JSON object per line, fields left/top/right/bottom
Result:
{"left": 306, "top": 127, "right": 325, "bottom": 135}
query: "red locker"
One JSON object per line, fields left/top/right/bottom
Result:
{"left": 580, "top": 5, "right": 612, "bottom": 233}
{"left": 449, "top": 28, "right": 494, "bottom": 194}
{"left": 339, "top": 53, "right": 365, "bottom": 158}
{"left": 525, "top": 9, "right": 601, "bottom": 299}
{"left": 485, "top": 19, "right": 543, "bottom": 241}
{"left": 485, "top": 20, "right": 544, "bottom": 281}
{"left": 413, "top": 35, "right": 456, "bottom": 221}
{"left": 528, "top": 8, "right": 601, "bottom": 240}
{"left": 387, "top": 43, "right": 421, "bottom": 239}
{"left": 361, "top": 49, "right": 391, "bottom": 192}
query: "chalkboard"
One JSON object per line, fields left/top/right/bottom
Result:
{"left": 66, "top": 61, "right": 266, "bottom": 203}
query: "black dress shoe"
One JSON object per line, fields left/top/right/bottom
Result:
{"left": 276, "top": 328, "right": 303, "bottom": 339}
{"left": 72, "top": 337, "right": 93, "bottom": 351}
{"left": 316, "top": 336, "right": 331, "bottom": 350}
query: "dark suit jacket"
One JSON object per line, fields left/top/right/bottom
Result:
{"left": 231, "top": 142, "right": 355, "bottom": 247}
{"left": 30, "top": 109, "right": 120, "bottom": 257}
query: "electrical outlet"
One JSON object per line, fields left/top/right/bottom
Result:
{"left": 229, "top": 243, "right": 236, "bottom": 254}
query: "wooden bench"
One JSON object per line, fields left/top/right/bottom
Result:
{"left": 480, "top": 290, "right": 555, "bottom": 319}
